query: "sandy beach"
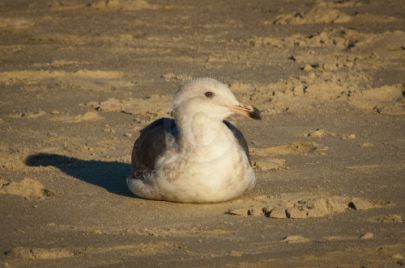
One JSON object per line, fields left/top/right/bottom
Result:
{"left": 0, "top": 0, "right": 404, "bottom": 267}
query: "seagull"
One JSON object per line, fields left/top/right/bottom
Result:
{"left": 127, "top": 78, "right": 261, "bottom": 203}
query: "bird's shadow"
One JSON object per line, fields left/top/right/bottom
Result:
{"left": 25, "top": 153, "right": 133, "bottom": 197}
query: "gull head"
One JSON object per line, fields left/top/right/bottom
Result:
{"left": 172, "top": 78, "right": 261, "bottom": 121}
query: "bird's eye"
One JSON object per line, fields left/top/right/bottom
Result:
{"left": 204, "top": 91, "right": 214, "bottom": 98}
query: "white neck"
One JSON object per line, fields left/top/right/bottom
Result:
{"left": 175, "top": 113, "right": 236, "bottom": 161}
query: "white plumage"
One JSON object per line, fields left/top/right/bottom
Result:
{"left": 127, "top": 78, "right": 261, "bottom": 203}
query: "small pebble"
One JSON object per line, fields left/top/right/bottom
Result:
{"left": 392, "top": 253, "right": 404, "bottom": 260}
{"left": 303, "top": 64, "right": 313, "bottom": 72}
{"left": 281, "top": 235, "right": 309, "bottom": 243}
{"left": 360, "top": 232, "right": 374, "bottom": 240}
{"left": 49, "top": 110, "right": 60, "bottom": 115}
{"left": 229, "top": 250, "right": 242, "bottom": 257}
{"left": 247, "top": 207, "right": 264, "bottom": 217}
{"left": 341, "top": 133, "right": 356, "bottom": 140}
{"left": 286, "top": 207, "right": 308, "bottom": 219}
{"left": 227, "top": 208, "right": 248, "bottom": 216}
{"left": 269, "top": 207, "right": 288, "bottom": 219}
{"left": 361, "top": 142, "right": 374, "bottom": 148}
{"left": 322, "top": 63, "right": 338, "bottom": 71}
{"left": 307, "top": 72, "right": 316, "bottom": 80}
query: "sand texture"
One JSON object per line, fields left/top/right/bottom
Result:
{"left": 0, "top": 0, "right": 404, "bottom": 267}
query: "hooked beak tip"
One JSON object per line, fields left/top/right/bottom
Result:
{"left": 249, "top": 106, "right": 261, "bottom": 120}
{"left": 229, "top": 104, "right": 262, "bottom": 120}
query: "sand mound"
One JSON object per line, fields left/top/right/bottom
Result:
{"left": 89, "top": 0, "right": 152, "bottom": 10}
{"left": 253, "top": 158, "right": 286, "bottom": 171}
{"left": 0, "top": 144, "right": 31, "bottom": 171}
{"left": 29, "top": 34, "right": 92, "bottom": 46}
{"left": 0, "top": 18, "right": 34, "bottom": 30}
{"left": 0, "top": 70, "right": 124, "bottom": 83}
{"left": 0, "top": 70, "right": 130, "bottom": 92}
{"left": 291, "top": 30, "right": 405, "bottom": 68}
{"left": 251, "top": 142, "right": 328, "bottom": 156}
{"left": 227, "top": 194, "right": 380, "bottom": 219}
{"left": 49, "top": 0, "right": 155, "bottom": 11}
{"left": 241, "top": 29, "right": 404, "bottom": 117}
{"left": 161, "top": 73, "right": 192, "bottom": 82}
{"left": 305, "top": 129, "right": 356, "bottom": 140}
{"left": 234, "top": 68, "right": 369, "bottom": 115}
{"left": 51, "top": 111, "right": 104, "bottom": 123}
{"left": 272, "top": 6, "right": 352, "bottom": 25}
{"left": 281, "top": 235, "right": 310, "bottom": 243}
{"left": 9, "top": 110, "right": 47, "bottom": 119}
{"left": 251, "top": 28, "right": 362, "bottom": 49}
{"left": 0, "top": 178, "right": 53, "bottom": 200}
{"left": 350, "top": 84, "right": 405, "bottom": 116}
{"left": 269, "top": 0, "right": 396, "bottom": 25}
{"left": 6, "top": 242, "right": 172, "bottom": 260}
{"left": 6, "top": 247, "right": 78, "bottom": 260}
{"left": 315, "top": 0, "right": 362, "bottom": 8}
{"left": 354, "top": 31, "right": 405, "bottom": 51}
{"left": 7, "top": 110, "right": 104, "bottom": 123}
{"left": 369, "top": 214, "right": 403, "bottom": 224}
{"left": 86, "top": 95, "right": 171, "bottom": 118}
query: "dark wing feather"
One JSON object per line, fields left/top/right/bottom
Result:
{"left": 223, "top": 120, "right": 252, "bottom": 165}
{"left": 131, "top": 118, "right": 177, "bottom": 178}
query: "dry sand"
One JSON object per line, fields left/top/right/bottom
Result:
{"left": 0, "top": 0, "right": 404, "bottom": 267}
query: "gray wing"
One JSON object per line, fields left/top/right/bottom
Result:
{"left": 131, "top": 118, "right": 178, "bottom": 179}
{"left": 223, "top": 120, "right": 251, "bottom": 165}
